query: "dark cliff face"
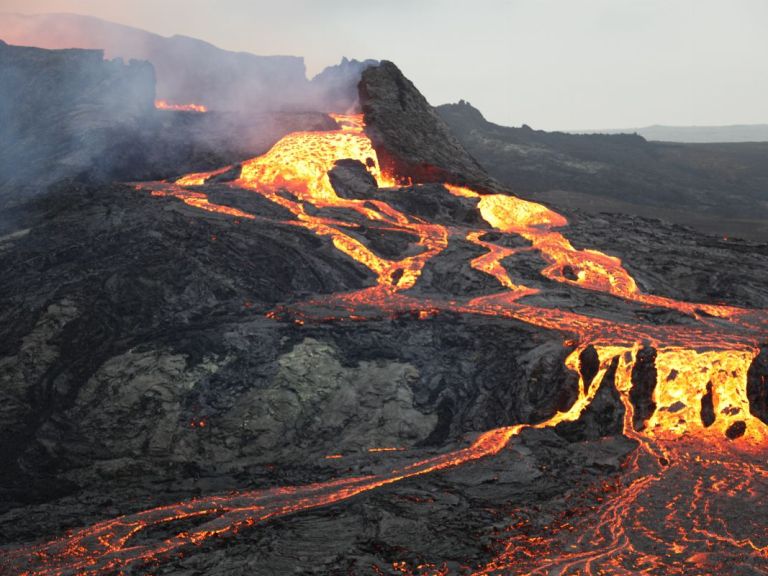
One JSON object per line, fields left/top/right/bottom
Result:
{"left": 0, "top": 41, "right": 155, "bottom": 188}
{"left": 359, "top": 61, "right": 500, "bottom": 192}
{"left": 0, "top": 13, "right": 309, "bottom": 112}
{"left": 0, "top": 41, "right": 155, "bottom": 115}
{"left": 0, "top": 41, "right": 155, "bottom": 116}
{"left": 0, "top": 13, "right": 379, "bottom": 115}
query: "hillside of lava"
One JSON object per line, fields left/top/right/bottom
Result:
{"left": 0, "top": 56, "right": 767, "bottom": 576}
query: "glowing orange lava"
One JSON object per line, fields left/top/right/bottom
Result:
{"left": 234, "top": 113, "right": 445, "bottom": 292}
{"left": 174, "top": 165, "right": 232, "bottom": 186}
{"left": 5, "top": 113, "right": 767, "bottom": 575}
{"left": 155, "top": 99, "right": 208, "bottom": 113}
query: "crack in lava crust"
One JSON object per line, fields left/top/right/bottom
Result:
{"left": 4, "top": 114, "right": 767, "bottom": 575}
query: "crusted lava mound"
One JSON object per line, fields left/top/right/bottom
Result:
{"left": 360, "top": 61, "right": 500, "bottom": 192}
{"left": 0, "top": 60, "right": 767, "bottom": 575}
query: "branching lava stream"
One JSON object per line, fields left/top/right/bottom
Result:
{"left": 4, "top": 114, "right": 766, "bottom": 575}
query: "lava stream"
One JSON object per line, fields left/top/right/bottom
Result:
{"left": 154, "top": 99, "right": 208, "bottom": 113}
{"left": 4, "top": 113, "right": 767, "bottom": 575}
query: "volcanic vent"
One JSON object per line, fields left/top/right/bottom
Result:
{"left": 1, "top": 61, "right": 767, "bottom": 575}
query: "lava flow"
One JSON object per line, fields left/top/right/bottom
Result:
{"left": 4, "top": 113, "right": 767, "bottom": 575}
{"left": 154, "top": 99, "right": 208, "bottom": 113}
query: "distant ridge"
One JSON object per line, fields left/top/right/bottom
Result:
{"left": 0, "top": 12, "right": 377, "bottom": 113}
{"left": 571, "top": 124, "right": 768, "bottom": 143}
{"left": 437, "top": 100, "right": 768, "bottom": 241}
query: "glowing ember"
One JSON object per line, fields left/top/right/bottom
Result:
{"left": 7, "top": 113, "right": 767, "bottom": 575}
{"left": 155, "top": 99, "right": 208, "bottom": 113}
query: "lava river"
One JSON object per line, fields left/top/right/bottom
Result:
{"left": 3, "top": 114, "right": 767, "bottom": 575}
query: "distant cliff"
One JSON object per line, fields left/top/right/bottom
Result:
{"left": 0, "top": 12, "right": 309, "bottom": 112}
{"left": 0, "top": 13, "right": 380, "bottom": 114}
{"left": 0, "top": 40, "right": 155, "bottom": 189}
{"left": 0, "top": 40, "right": 335, "bottom": 202}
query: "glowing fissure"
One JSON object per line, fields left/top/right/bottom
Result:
{"left": 8, "top": 113, "right": 767, "bottom": 575}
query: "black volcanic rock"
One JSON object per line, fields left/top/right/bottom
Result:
{"left": 0, "top": 181, "right": 589, "bottom": 523}
{"left": 373, "top": 184, "right": 487, "bottom": 227}
{"left": 3, "top": 42, "right": 768, "bottom": 574}
{"left": 725, "top": 420, "right": 747, "bottom": 440}
{"left": 700, "top": 381, "right": 716, "bottom": 427}
{"left": 560, "top": 210, "right": 768, "bottom": 310}
{"left": 407, "top": 239, "right": 504, "bottom": 297}
{"left": 747, "top": 346, "right": 768, "bottom": 424}
{"left": 359, "top": 61, "right": 500, "bottom": 192}
{"left": 328, "top": 159, "right": 378, "bottom": 199}
{"left": 579, "top": 345, "right": 601, "bottom": 393}
{"left": 555, "top": 356, "right": 626, "bottom": 441}
{"left": 629, "top": 346, "right": 658, "bottom": 430}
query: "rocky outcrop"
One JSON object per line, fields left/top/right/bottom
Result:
{"left": 629, "top": 345, "right": 657, "bottom": 430}
{"left": 359, "top": 61, "right": 500, "bottom": 192}
{"left": 555, "top": 357, "right": 626, "bottom": 441}
{"left": 747, "top": 346, "right": 768, "bottom": 424}
{"left": 579, "top": 345, "right": 601, "bottom": 393}
{"left": 328, "top": 159, "right": 379, "bottom": 199}
{"left": 700, "top": 381, "right": 716, "bottom": 427}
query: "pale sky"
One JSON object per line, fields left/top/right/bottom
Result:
{"left": 2, "top": 0, "right": 766, "bottom": 131}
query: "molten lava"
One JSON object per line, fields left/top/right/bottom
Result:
{"left": 6, "top": 113, "right": 767, "bottom": 575}
{"left": 154, "top": 99, "right": 208, "bottom": 113}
